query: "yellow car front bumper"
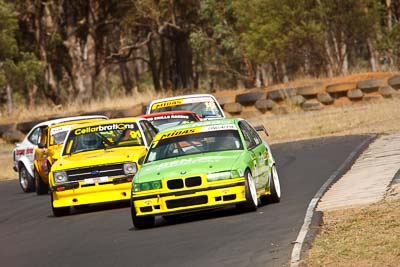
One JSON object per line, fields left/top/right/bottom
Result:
{"left": 132, "top": 178, "right": 246, "bottom": 216}
{"left": 51, "top": 177, "right": 132, "bottom": 208}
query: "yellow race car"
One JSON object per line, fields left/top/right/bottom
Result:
{"left": 34, "top": 116, "right": 107, "bottom": 195}
{"left": 49, "top": 118, "right": 158, "bottom": 216}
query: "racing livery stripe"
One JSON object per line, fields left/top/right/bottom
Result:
{"left": 156, "top": 124, "right": 237, "bottom": 141}
{"left": 151, "top": 99, "right": 184, "bottom": 110}
{"left": 132, "top": 181, "right": 245, "bottom": 200}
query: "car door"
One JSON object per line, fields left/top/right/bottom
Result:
{"left": 239, "top": 120, "right": 264, "bottom": 189}
{"left": 244, "top": 121, "right": 270, "bottom": 188}
{"left": 35, "top": 126, "right": 50, "bottom": 177}
{"left": 20, "top": 126, "right": 43, "bottom": 171}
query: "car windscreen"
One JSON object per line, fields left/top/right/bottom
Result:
{"left": 145, "top": 130, "right": 243, "bottom": 162}
{"left": 150, "top": 100, "right": 223, "bottom": 119}
{"left": 63, "top": 122, "right": 143, "bottom": 155}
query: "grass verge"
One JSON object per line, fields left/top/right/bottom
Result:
{"left": 248, "top": 99, "right": 400, "bottom": 144}
{"left": 306, "top": 195, "right": 400, "bottom": 267}
{"left": 0, "top": 143, "right": 16, "bottom": 180}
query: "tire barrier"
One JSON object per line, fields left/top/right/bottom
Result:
{"left": 326, "top": 82, "right": 357, "bottom": 93}
{"left": 267, "top": 87, "right": 297, "bottom": 101}
{"left": 347, "top": 89, "right": 364, "bottom": 100}
{"left": 357, "top": 78, "right": 387, "bottom": 93}
{"left": 2, "top": 73, "right": 400, "bottom": 143}
{"left": 388, "top": 74, "right": 400, "bottom": 89}
{"left": 236, "top": 91, "right": 267, "bottom": 106}
{"left": 317, "top": 92, "right": 334, "bottom": 105}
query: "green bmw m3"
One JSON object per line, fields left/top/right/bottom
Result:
{"left": 130, "top": 118, "right": 281, "bottom": 229}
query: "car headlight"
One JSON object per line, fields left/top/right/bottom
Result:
{"left": 53, "top": 171, "right": 68, "bottom": 184}
{"left": 133, "top": 180, "right": 162, "bottom": 192}
{"left": 124, "top": 162, "right": 138, "bottom": 175}
{"left": 207, "top": 170, "right": 240, "bottom": 182}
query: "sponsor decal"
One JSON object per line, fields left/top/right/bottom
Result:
{"left": 50, "top": 125, "right": 74, "bottom": 136}
{"left": 201, "top": 124, "right": 236, "bottom": 131}
{"left": 151, "top": 99, "right": 184, "bottom": 110}
{"left": 152, "top": 114, "right": 190, "bottom": 121}
{"left": 181, "top": 96, "right": 214, "bottom": 104}
{"left": 74, "top": 123, "right": 137, "bottom": 135}
{"left": 16, "top": 149, "right": 25, "bottom": 156}
{"left": 155, "top": 124, "right": 237, "bottom": 141}
{"left": 159, "top": 128, "right": 198, "bottom": 140}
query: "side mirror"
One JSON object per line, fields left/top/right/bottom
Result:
{"left": 138, "top": 156, "right": 145, "bottom": 165}
{"left": 38, "top": 143, "right": 46, "bottom": 149}
{"left": 254, "top": 125, "right": 269, "bottom": 136}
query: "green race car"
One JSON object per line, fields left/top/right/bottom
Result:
{"left": 130, "top": 118, "right": 281, "bottom": 229}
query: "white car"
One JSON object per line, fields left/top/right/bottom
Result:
{"left": 12, "top": 115, "right": 107, "bottom": 193}
{"left": 146, "top": 94, "right": 225, "bottom": 120}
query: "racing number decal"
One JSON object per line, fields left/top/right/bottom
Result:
{"left": 130, "top": 130, "right": 142, "bottom": 139}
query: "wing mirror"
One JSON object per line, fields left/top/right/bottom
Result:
{"left": 38, "top": 143, "right": 46, "bottom": 149}
{"left": 254, "top": 125, "right": 269, "bottom": 136}
{"left": 138, "top": 156, "right": 145, "bottom": 165}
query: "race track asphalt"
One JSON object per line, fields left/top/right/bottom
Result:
{"left": 0, "top": 135, "right": 371, "bottom": 267}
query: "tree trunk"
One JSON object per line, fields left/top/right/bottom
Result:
{"left": 243, "top": 57, "right": 254, "bottom": 87}
{"left": 160, "top": 38, "right": 171, "bottom": 90}
{"left": 386, "top": 0, "right": 394, "bottom": 68}
{"left": 281, "top": 61, "right": 289, "bottom": 83}
{"left": 147, "top": 38, "right": 161, "bottom": 91}
{"left": 119, "top": 62, "right": 133, "bottom": 94}
{"left": 339, "top": 35, "right": 349, "bottom": 75}
{"left": 261, "top": 64, "right": 273, "bottom": 86}
{"left": 174, "top": 32, "right": 194, "bottom": 91}
{"left": 28, "top": 0, "right": 61, "bottom": 104}
{"left": 255, "top": 65, "right": 262, "bottom": 87}
{"left": 63, "top": 1, "right": 98, "bottom": 102}
{"left": 366, "top": 37, "right": 378, "bottom": 72}
{"left": 28, "top": 84, "right": 38, "bottom": 107}
{"left": 6, "top": 84, "right": 12, "bottom": 116}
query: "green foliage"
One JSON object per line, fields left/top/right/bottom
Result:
{"left": 0, "top": 0, "right": 399, "bottom": 109}
{"left": 234, "top": 0, "right": 323, "bottom": 64}
{"left": 4, "top": 52, "right": 43, "bottom": 92}
{"left": 0, "top": 0, "right": 43, "bottom": 107}
{"left": 0, "top": 0, "right": 17, "bottom": 60}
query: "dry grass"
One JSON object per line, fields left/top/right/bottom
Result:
{"left": 306, "top": 197, "right": 400, "bottom": 267}
{"left": 0, "top": 88, "right": 176, "bottom": 124}
{"left": 249, "top": 99, "right": 400, "bottom": 144}
{"left": 0, "top": 142, "right": 17, "bottom": 180}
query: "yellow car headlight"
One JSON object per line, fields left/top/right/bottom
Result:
{"left": 124, "top": 162, "right": 138, "bottom": 175}
{"left": 53, "top": 171, "right": 68, "bottom": 184}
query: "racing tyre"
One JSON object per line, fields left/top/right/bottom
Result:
{"left": 261, "top": 165, "right": 281, "bottom": 205}
{"left": 130, "top": 197, "right": 155, "bottom": 229}
{"left": 35, "top": 169, "right": 48, "bottom": 195}
{"left": 51, "top": 194, "right": 70, "bottom": 217}
{"left": 19, "top": 165, "right": 35, "bottom": 193}
{"left": 237, "top": 170, "right": 258, "bottom": 212}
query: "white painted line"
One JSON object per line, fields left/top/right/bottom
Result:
{"left": 289, "top": 135, "right": 375, "bottom": 267}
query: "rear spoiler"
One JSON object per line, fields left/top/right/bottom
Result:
{"left": 254, "top": 125, "right": 269, "bottom": 136}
